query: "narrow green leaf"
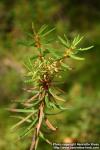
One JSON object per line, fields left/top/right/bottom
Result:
{"left": 45, "top": 110, "right": 65, "bottom": 115}
{"left": 49, "top": 88, "right": 66, "bottom": 102}
{"left": 45, "top": 95, "right": 57, "bottom": 109}
{"left": 58, "top": 36, "right": 68, "bottom": 48}
{"left": 42, "top": 28, "right": 55, "bottom": 37}
{"left": 32, "top": 22, "right": 36, "bottom": 35}
{"left": 77, "top": 45, "right": 94, "bottom": 51}
{"left": 25, "top": 93, "right": 39, "bottom": 103}
{"left": 10, "top": 116, "right": 32, "bottom": 123}
{"left": 49, "top": 101, "right": 72, "bottom": 111}
{"left": 45, "top": 95, "right": 51, "bottom": 109}
{"left": 64, "top": 34, "right": 70, "bottom": 47}
{"left": 55, "top": 104, "right": 70, "bottom": 110}
{"left": 19, "top": 127, "right": 33, "bottom": 139}
{"left": 72, "top": 35, "right": 79, "bottom": 46}
{"left": 49, "top": 102, "right": 57, "bottom": 109}
{"left": 39, "top": 132, "right": 52, "bottom": 145}
{"left": 70, "top": 54, "right": 85, "bottom": 60}
{"left": 8, "top": 108, "right": 38, "bottom": 113}
{"left": 20, "top": 117, "right": 38, "bottom": 139}
{"left": 32, "top": 100, "right": 41, "bottom": 107}
{"left": 38, "top": 24, "right": 48, "bottom": 35}
{"left": 17, "top": 39, "right": 35, "bottom": 47}
{"left": 73, "top": 35, "right": 84, "bottom": 47}
{"left": 22, "top": 99, "right": 40, "bottom": 108}
{"left": 11, "top": 112, "right": 34, "bottom": 130}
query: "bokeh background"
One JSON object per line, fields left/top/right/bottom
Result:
{"left": 0, "top": 0, "right": 100, "bottom": 150}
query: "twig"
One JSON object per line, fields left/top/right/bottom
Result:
{"left": 30, "top": 102, "right": 44, "bottom": 150}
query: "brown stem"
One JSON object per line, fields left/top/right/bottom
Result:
{"left": 30, "top": 102, "right": 44, "bottom": 150}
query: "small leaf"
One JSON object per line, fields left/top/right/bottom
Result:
{"left": 8, "top": 108, "right": 38, "bottom": 113}
{"left": 20, "top": 117, "right": 38, "bottom": 139}
{"left": 31, "top": 100, "right": 41, "bottom": 107}
{"left": 45, "top": 118, "right": 56, "bottom": 131}
{"left": 32, "top": 22, "right": 36, "bottom": 35}
{"left": 49, "top": 88, "right": 66, "bottom": 102}
{"left": 11, "top": 112, "right": 34, "bottom": 130}
{"left": 72, "top": 35, "right": 79, "bottom": 46}
{"left": 45, "top": 110, "right": 65, "bottom": 115}
{"left": 42, "top": 28, "right": 55, "bottom": 37}
{"left": 38, "top": 24, "right": 48, "bottom": 35}
{"left": 49, "top": 102, "right": 57, "bottom": 109}
{"left": 54, "top": 103, "right": 71, "bottom": 111}
{"left": 23, "top": 100, "right": 40, "bottom": 108}
{"left": 70, "top": 54, "right": 85, "bottom": 60}
{"left": 73, "top": 35, "right": 84, "bottom": 47}
{"left": 77, "top": 45, "right": 94, "bottom": 51}
{"left": 17, "top": 39, "right": 35, "bottom": 47}
{"left": 39, "top": 132, "right": 52, "bottom": 145}
{"left": 64, "top": 34, "right": 70, "bottom": 47}
{"left": 10, "top": 116, "right": 31, "bottom": 123}
{"left": 26, "top": 93, "right": 39, "bottom": 103}
{"left": 45, "top": 95, "right": 51, "bottom": 109}
{"left": 58, "top": 36, "right": 68, "bottom": 48}
{"left": 45, "top": 95, "right": 57, "bottom": 109}
{"left": 19, "top": 126, "right": 33, "bottom": 139}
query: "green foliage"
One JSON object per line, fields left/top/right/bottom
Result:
{"left": 58, "top": 34, "right": 94, "bottom": 61}
{"left": 9, "top": 24, "right": 93, "bottom": 150}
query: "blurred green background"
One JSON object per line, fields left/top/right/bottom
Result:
{"left": 0, "top": 0, "right": 100, "bottom": 150}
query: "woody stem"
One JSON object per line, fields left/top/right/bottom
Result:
{"left": 30, "top": 100, "right": 44, "bottom": 150}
